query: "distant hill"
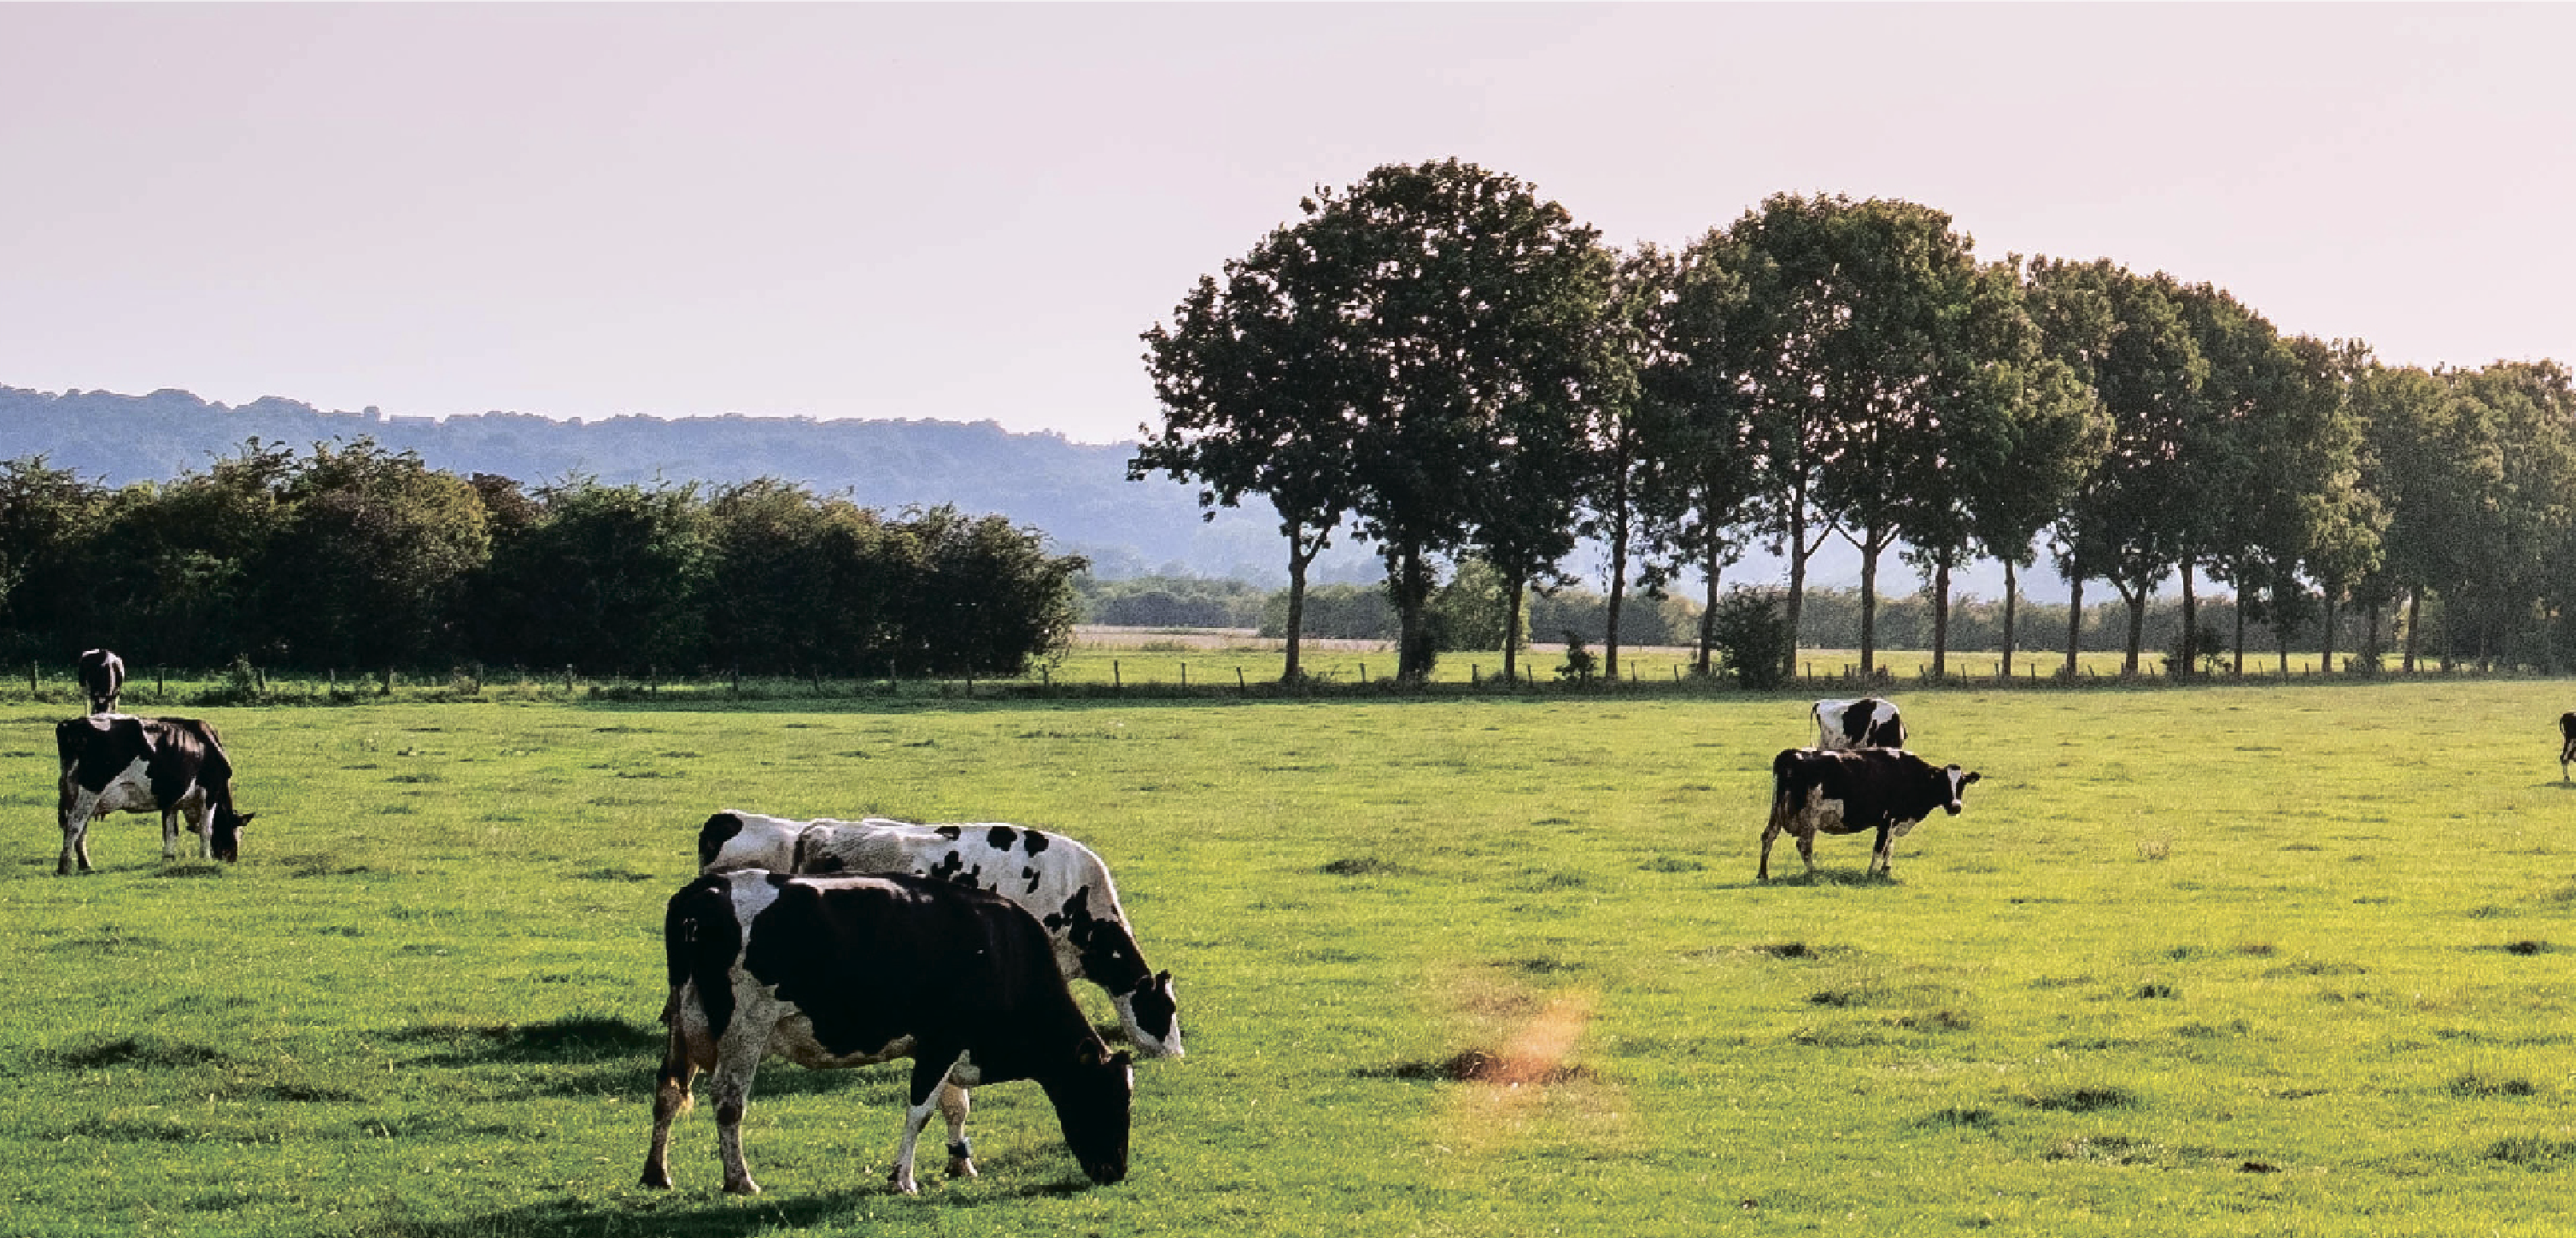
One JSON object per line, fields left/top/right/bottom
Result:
{"left": 0, "top": 384, "right": 2065, "bottom": 600}
{"left": 0, "top": 384, "right": 1350, "bottom": 582}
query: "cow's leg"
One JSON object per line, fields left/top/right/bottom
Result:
{"left": 710, "top": 1021, "right": 770, "bottom": 1195}
{"left": 57, "top": 801, "right": 88, "bottom": 876}
{"left": 1871, "top": 825, "right": 1894, "bottom": 877}
{"left": 939, "top": 1079, "right": 977, "bottom": 1179}
{"left": 640, "top": 1033, "right": 704, "bottom": 1188}
{"left": 160, "top": 807, "right": 182, "bottom": 861}
{"left": 1795, "top": 829, "right": 1816, "bottom": 876}
{"left": 889, "top": 1053, "right": 965, "bottom": 1194}
{"left": 1758, "top": 820, "right": 1780, "bottom": 880}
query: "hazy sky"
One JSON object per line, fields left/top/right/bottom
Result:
{"left": 4, "top": 3, "right": 2568, "bottom": 444}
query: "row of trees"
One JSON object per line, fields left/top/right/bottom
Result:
{"left": 0, "top": 440, "right": 1085, "bottom": 677}
{"left": 1136, "top": 159, "right": 2576, "bottom": 683}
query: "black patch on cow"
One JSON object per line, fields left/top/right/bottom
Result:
{"left": 696, "top": 813, "right": 747, "bottom": 870}
{"left": 804, "top": 852, "right": 847, "bottom": 874}
{"left": 1021, "top": 865, "right": 1042, "bottom": 895}
{"left": 1043, "top": 884, "right": 1144, "bottom": 989}
{"left": 986, "top": 826, "right": 1019, "bottom": 851}
{"left": 735, "top": 875, "right": 1081, "bottom": 1082}
{"left": 935, "top": 825, "right": 963, "bottom": 842}
{"left": 927, "top": 850, "right": 982, "bottom": 886}
{"left": 1022, "top": 830, "right": 1050, "bottom": 856}
{"left": 664, "top": 874, "right": 745, "bottom": 1041}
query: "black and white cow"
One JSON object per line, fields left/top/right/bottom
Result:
{"left": 55, "top": 714, "right": 255, "bottom": 874}
{"left": 78, "top": 648, "right": 124, "bottom": 716}
{"left": 641, "top": 870, "right": 1134, "bottom": 1195}
{"left": 1812, "top": 696, "right": 1906, "bottom": 750}
{"left": 697, "top": 810, "right": 1182, "bottom": 1059}
{"left": 2558, "top": 712, "right": 2574, "bottom": 781}
{"left": 1760, "top": 747, "right": 1979, "bottom": 880}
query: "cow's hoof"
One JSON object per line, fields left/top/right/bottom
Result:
{"left": 639, "top": 1170, "right": 671, "bottom": 1190}
{"left": 721, "top": 1177, "right": 762, "bottom": 1196}
{"left": 947, "top": 1156, "right": 978, "bottom": 1179}
{"left": 887, "top": 1173, "right": 921, "bottom": 1196}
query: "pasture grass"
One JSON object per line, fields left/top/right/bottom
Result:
{"left": 3, "top": 678, "right": 2575, "bottom": 1234}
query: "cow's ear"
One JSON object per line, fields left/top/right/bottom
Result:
{"left": 1075, "top": 1039, "right": 1107, "bottom": 1067}
{"left": 1109, "top": 1051, "right": 1133, "bottom": 1070}
{"left": 1155, "top": 970, "right": 1173, "bottom": 986}
{"left": 237, "top": 813, "right": 259, "bottom": 825}
{"left": 1961, "top": 772, "right": 1981, "bottom": 785}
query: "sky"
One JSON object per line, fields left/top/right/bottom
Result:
{"left": 3, "top": 3, "right": 2571, "bottom": 446}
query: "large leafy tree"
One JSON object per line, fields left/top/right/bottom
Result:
{"left": 2025, "top": 259, "right": 2210, "bottom": 674}
{"left": 1137, "top": 247, "right": 1355, "bottom": 682}
{"left": 1632, "top": 233, "right": 1761, "bottom": 676}
{"left": 1144, "top": 160, "right": 1613, "bottom": 682}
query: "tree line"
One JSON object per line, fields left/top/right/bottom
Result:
{"left": 0, "top": 439, "right": 1085, "bottom": 678}
{"left": 1135, "top": 158, "right": 2576, "bottom": 684}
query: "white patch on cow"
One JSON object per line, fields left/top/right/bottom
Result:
{"left": 701, "top": 809, "right": 1184, "bottom": 1059}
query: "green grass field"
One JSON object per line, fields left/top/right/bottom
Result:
{"left": 4, "top": 678, "right": 2575, "bottom": 1235}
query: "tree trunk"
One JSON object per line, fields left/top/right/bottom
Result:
{"left": 1698, "top": 541, "right": 1723, "bottom": 677}
{"left": 2390, "top": 585, "right": 2410, "bottom": 670}
{"left": 2064, "top": 572, "right": 2085, "bottom": 679}
{"left": 2367, "top": 600, "right": 2382, "bottom": 670}
{"left": 1858, "top": 529, "right": 1880, "bottom": 678}
{"left": 1391, "top": 544, "right": 1437, "bottom": 683}
{"left": 2001, "top": 560, "right": 2019, "bottom": 679}
{"left": 2234, "top": 590, "right": 2249, "bottom": 677}
{"left": 2180, "top": 560, "right": 2199, "bottom": 678}
{"left": 2321, "top": 589, "right": 2338, "bottom": 674}
{"left": 1929, "top": 556, "right": 1952, "bottom": 678}
{"left": 1502, "top": 571, "right": 1525, "bottom": 683}
{"left": 1281, "top": 531, "right": 1317, "bottom": 683}
{"left": 1783, "top": 502, "right": 1810, "bottom": 683}
{"left": 1603, "top": 509, "right": 1629, "bottom": 681}
{"left": 2121, "top": 578, "right": 2146, "bottom": 676}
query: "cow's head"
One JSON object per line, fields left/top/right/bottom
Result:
{"left": 1942, "top": 766, "right": 1982, "bottom": 814}
{"left": 210, "top": 805, "right": 256, "bottom": 862}
{"left": 1042, "top": 1041, "right": 1133, "bottom": 1185}
{"left": 1118, "top": 970, "right": 1184, "bottom": 1059}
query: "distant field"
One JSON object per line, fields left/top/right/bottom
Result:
{"left": 4, "top": 681, "right": 2576, "bottom": 1235}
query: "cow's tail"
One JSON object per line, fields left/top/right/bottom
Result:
{"left": 656, "top": 875, "right": 741, "bottom": 1103}
{"left": 1767, "top": 749, "right": 1800, "bottom": 833}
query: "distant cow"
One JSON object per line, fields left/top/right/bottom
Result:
{"left": 77, "top": 648, "right": 124, "bottom": 715}
{"left": 56, "top": 715, "right": 255, "bottom": 874}
{"left": 698, "top": 810, "right": 1183, "bottom": 1059}
{"left": 1761, "top": 747, "right": 1979, "bottom": 880}
{"left": 2560, "top": 713, "right": 2575, "bottom": 781}
{"left": 1812, "top": 696, "right": 1906, "bottom": 750}
{"left": 640, "top": 870, "right": 1134, "bottom": 1195}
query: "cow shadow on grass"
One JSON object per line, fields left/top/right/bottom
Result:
{"left": 392, "top": 1016, "right": 919, "bottom": 1102}
{"left": 374, "top": 1173, "right": 1106, "bottom": 1238}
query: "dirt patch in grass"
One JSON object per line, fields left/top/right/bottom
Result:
{"left": 47, "top": 1036, "right": 231, "bottom": 1071}
{"left": 1322, "top": 856, "right": 1412, "bottom": 877}
{"left": 1362, "top": 1048, "right": 1595, "bottom": 1087}
{"left": 2023, "top": 1085, "right": 2140, "bottom": 1113}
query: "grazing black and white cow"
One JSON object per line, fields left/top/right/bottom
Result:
{"left": 2558, "top": 712, "right": 2574, "bottom": 781}
{"left": 1812, "top": 696, "right": 1906, "bottom": 750}
{"left": 78, "top": 648, "right": 124, "bottom": 716}
{"left": 55, "top": 714, "right": 255, "bottom": 874}
{"left": 641, "top": 870, "right": 1134, "bottom": 1196}
{"left": 1760, "top": 747, "right": 1979, "bottom": 880}
{"left": 697, "top": 810, "right": 1183, "bottom": 1059}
